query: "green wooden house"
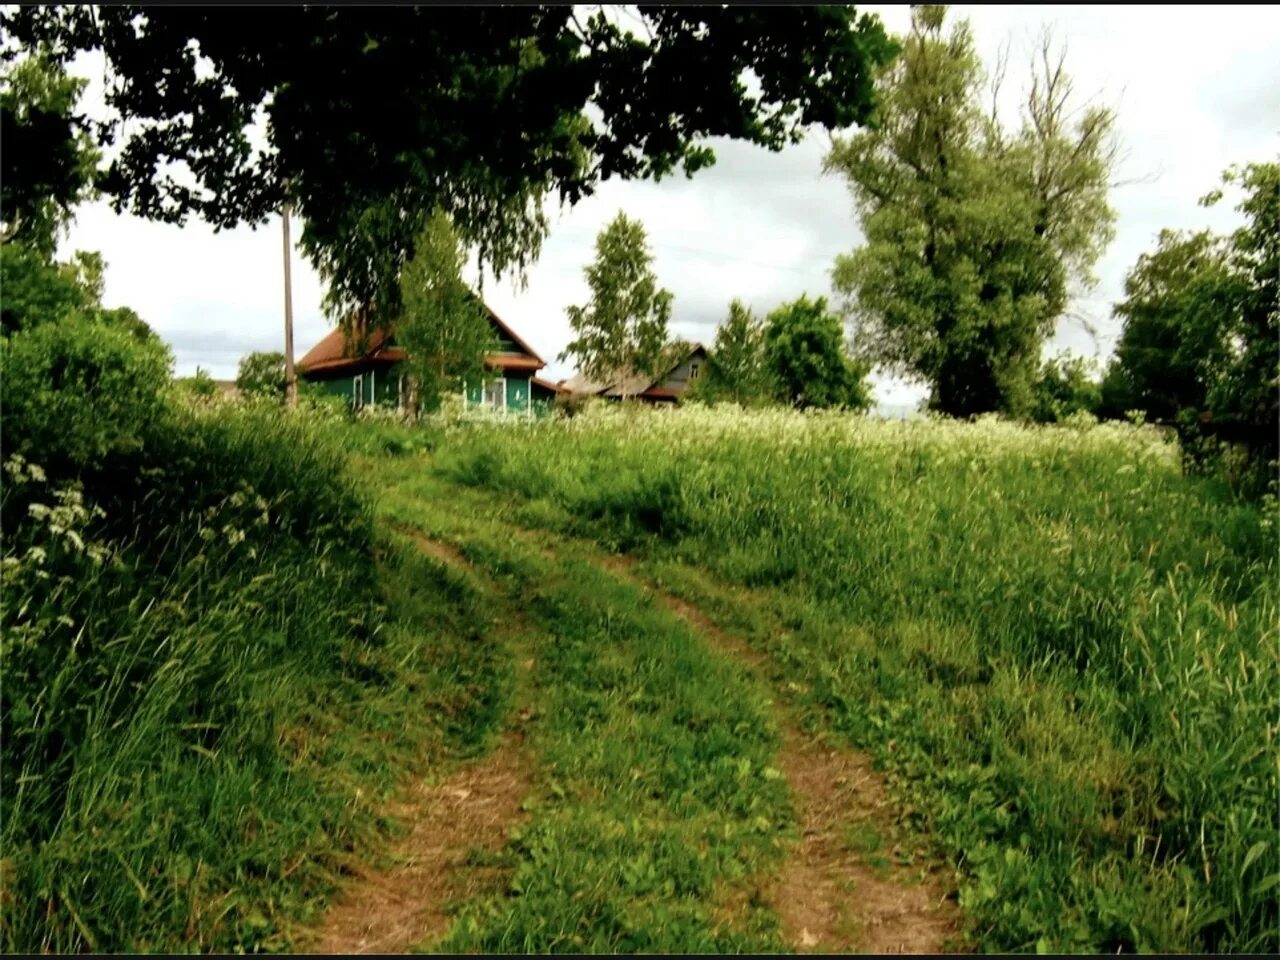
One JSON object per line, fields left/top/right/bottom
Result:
{"left": 297, "top": 302, "right": 564, "bottom": 415}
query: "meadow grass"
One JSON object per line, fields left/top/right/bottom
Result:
{"left": 378, "top": 473, "right": 796, "bottom": 953}
{"left": 8, "top": 396, "right": 1273, "bottom": 953}
{"left": 1, "top": 405, "right": 510, "bottom": 952}
{"left": 424, "top": 403, "right": 1279, "bottom": 953}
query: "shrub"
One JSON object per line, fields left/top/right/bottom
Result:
{"left": 1, "top": 314, "right": 172, "bottom": 468}
{"left": 1031, "top": 353, "right": 1103, "bottom": 423}
{"left": 235, "top": 350, "right": 286, "bottom": 400}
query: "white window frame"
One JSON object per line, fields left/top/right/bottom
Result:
{"left": 483, "top": 376, "right": 507, "bottom": 412}
{"left": 690, "top": 362, "right": 700, "bottom": 380}
{"left": 352, "top": 374, "right": 365, "bottom": 410}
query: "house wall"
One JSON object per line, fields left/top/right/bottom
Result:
{"left": 305, "top": 362, "right": 402, "bottom": 408}
{"left": 529, "top": 380, "right": 562, "bottom": 414}
{"left": 659, "top": 351, "right": 708, "bottom": 392}
{"left": 306, "top": 365, "right": 557, "bottom": 417}
{"left": 464, "top": 372, "right": 536, "bottom": 413}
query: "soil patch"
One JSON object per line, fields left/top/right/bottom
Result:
{"left": 307, "top": 531, "right": 534, "bottom": 954}
{"left": 309, "top": 729, "right": 533, "bottom": 954}
{"left": 394, "top": 523, "right": 471, "bottom": 570}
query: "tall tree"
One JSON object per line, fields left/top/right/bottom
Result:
{"left": 1103, "top": 160, "right": 1278, "bottom": 483}
{"left": 694, "top": 299, "right": 774, "bottom": 406}
{"left": 4, "top": 6, "right": 897, "bottom": 321}
{"left": 1099, "top": 229, "right": 1234, "bottom": 423}
{"left": 1203, "top": 161, "right": 1278, "bottom": 463}
{"left": 561, "top": 212, "right": 673, "bottom": 399}
{"left": 395, "top": 210, "right": 498, "bottom": 413}
{"left": 0, "top": 52, "right": 99, "bottom": 256}
{"left": 763, "top": 295, "right": 871, "bottom": 410}
{"left": 826, "top": 5, "right": 1116, "bottom": 417}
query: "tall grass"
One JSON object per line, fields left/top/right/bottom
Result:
{"left": 0, "top": 398, "right": 511, "bottom": 952}
{"left": 434, "top": 404, "right": 1279, "bottom": 952}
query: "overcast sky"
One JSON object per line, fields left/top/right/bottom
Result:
{"left": 58, "top": 4, "right": 1280, "bottom": 406}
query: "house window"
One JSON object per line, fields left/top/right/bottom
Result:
{"left": 690, "top": 362, "right": 700, "bottom": 380}
{"left": 352, "top": 374, "right": 364, "bottom": 410}
{"left": 483, "top": 377, "right": 506, "bottom": 411}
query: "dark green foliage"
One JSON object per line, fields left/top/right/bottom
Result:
{"left": 1, "top": 242, "right": 97, "bottom": 334}
{"left": 827, "top": 7, "right": 1116, "bottom": 418}
{"left": 0, "top": 52, "right": 99, "bottom": 255}
{"left": 235, "top": 350, "right": 287, "bottom": 400}
{"left": 96, "top": 305, "right": 157, "bottom": 344}
{"left": 1, "top": 238, "right": 159, "bottom": 341}
{"left": 1031, "top": 353, "right": 1102, "bottom": 423}
{"left": 1, "top": 314, "right": 173, "bottom": 468}
{"left": 762, "top": 295, "right": 870, "bottom": 410}
{"left": 692, "top": 300, "right": 775, "bottom": 406}
{"left": 1104, "top": 161, "right": 1279, "bottom": 492}
{"left": 2, "top": 6, "right": 896, "bottom": 316}
{"left": 1200, "top": 162, "right": 1279, "bottom": 472}
{"left": 1102, "top": 230, "right": 1233, "bottom": 423}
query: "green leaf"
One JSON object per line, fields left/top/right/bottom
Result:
{"left": 1241, "top": 840, "right": 1268, "bottom": 877}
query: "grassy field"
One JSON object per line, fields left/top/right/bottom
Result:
{"left": 0, "top": 405, "right": 512, "bottom": 952}
{"left": 6, "top": 400, "right": 1275, "bottom": 953}
{"left": 398, "top": 404, "right": 1278, "bottom": 954}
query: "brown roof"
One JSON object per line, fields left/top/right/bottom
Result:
{"left": 486, "top": 306, "right": 544, "bottom": 366}
{"left": 297, "top": 324, "right": 405, "bottom": 373}
{"left": 531, "top": 375, "right": 569, "bottom": 394}
{"left": 489, "top": 354, "right": 543, "bottom": 372}
{"left": 565, "top": 342, "right": 706, "bottom": 399}
{"left": 298, "top": 299, "right": 544, "bottom": 377}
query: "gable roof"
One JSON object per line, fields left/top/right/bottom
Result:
{"left": 564, "top": 342, "right": 706, "bottom": 399}
{"left": 298, "top": 324, "right": 405, "bottom": 374}
{"left": 297, "top": 298, "right": 544, "bottom": 376}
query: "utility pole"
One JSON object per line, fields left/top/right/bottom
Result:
{"left": 282, "top": 200, "right": 298, "bottom": 408}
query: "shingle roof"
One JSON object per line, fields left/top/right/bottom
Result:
{"left": 564, "top": 342, "right": 706, "bottom": 398}
{"left": 531, "top": 375, "right": 569, "bottom": 394}
{"left": 297, "top": 324, "right": 405, "bottom": 373}
{"left": 297, "top": 299, "right": 544, "bottom": 377}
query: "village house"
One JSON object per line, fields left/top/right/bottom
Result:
{"left": 297, "top": 300, "right": 565, "bottom": 415}
{"left": 561, "top": 342, "right": 708, "bottom": 404}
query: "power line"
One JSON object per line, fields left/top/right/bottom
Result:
{"left": 652, "top": 241, "right": 837, "bottom": 280}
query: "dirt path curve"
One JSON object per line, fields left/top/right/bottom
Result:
{"left": 307, "top": 531, "right": 536, "bottom": 955}
{"left": 593, "top": 553, "right": 961, "bottom": 954}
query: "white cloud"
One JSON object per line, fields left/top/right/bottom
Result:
{"left": 55, "top": 6, "right": 1280, "bottom": 406}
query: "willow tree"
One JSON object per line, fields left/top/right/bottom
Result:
{"left": 826, "top": 4, "right": 1116, "bottom": 417}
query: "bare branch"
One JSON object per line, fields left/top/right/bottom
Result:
{"left": 989, "top": 34, "right": 1010, "bottom": 128}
